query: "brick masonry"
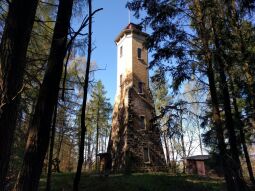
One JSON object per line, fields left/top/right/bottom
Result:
{"left": 108, "top": 23, "right": 166, "bottom": 173}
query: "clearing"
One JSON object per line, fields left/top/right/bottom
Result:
{"left": 39, "top": 173, "right": 226, "bottom": 191}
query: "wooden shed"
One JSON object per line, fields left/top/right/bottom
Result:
{"left": 96, "top": 153, "right": 111, "bottom": 176}
{"left": 184, "top": 155, "right": 210, "bottom": 176}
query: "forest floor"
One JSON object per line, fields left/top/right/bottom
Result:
{"left": 39, "top": 172, "right": 226, "bottom": 191}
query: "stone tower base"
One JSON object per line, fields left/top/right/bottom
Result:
{"left": 108, "top": 86, "right": 166, "bottom": 173}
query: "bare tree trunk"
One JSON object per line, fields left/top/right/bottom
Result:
{"left": 55, "top": 129, "right": 64, "bottom": 173}
{"left": 169, "top": 137, "right": 175, "bottom": 172}
{"left": 87, "top": 133, "right": 92, "bottom": 171}
{"left": 68, "top": 144, "right": 72, "bottom": 172}
{"left": 73, "top": 0, "right": 92, "bottom": 190}
{"left": 169, "top": 138, "right": 174, "bottom": 161}
{"left": 84, "top": 134, "right": 88, "bottom": 171}
{"left": 163, "top": 131, "right": 170, "bottom": 167}
{"left": 101, "top": 135, "right": 104, "bottom": 153}
{"left": 179, "top": 111, "right": 186, "bottom": 173}
{"left": 98, "top": 133, "right": 101, "bottom": 155}
{"left": 0, "top": 0, "right": 38, "bottom": 188}
{"left": 105, "top": 129, "right": 107, "bottom": 152}
{"left": 46, "top": 104, "right": 58, "bottom": 191}
{"left": 90, "top": 145, "right": 95, "bottom": 171}
{"left": 14, "top": 0, "right": 73, "bottom": 190}
{"left": 196, "top": 116, "right": 203, "bottom": 155}
{"left": 95, "top": 100, "right": 100, "bottom": 172}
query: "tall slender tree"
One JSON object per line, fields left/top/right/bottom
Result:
{"left": 46, "top": 104, "right": 58, "bottom": 191}
{"left": 229, "top": 76, "right": 255, "bottom": 184}
{"left": 89, "top": 81, "right": 112, "bottom": 171}
{"left": 73, "top": 0, "right": 93, "bottom": 190}
{"left": 0, "top": 0, "right": 39, "bottom": 188}
{"left": 14, "top": 0, "right": 74, "bottom": 190}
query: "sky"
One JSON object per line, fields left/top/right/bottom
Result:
{"left": 91, "top": 0, "right": 139, "bottom": 104}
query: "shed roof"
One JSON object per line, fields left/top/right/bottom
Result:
{"left": 184, "top": 155, "right": 210, "bottom": 161}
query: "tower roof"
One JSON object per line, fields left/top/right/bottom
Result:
{"left": 125, "top": 22, "right": 142, "bottom": 30}
{"left": 115, "top": 23, "right": 149, "bottom": 43}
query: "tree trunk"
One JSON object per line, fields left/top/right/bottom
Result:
{"left": 55, "top": 124, "right": 65, "bottom": 173}
{"left": 84, "top": 134, "right": 88, "bottom": 171}
{"left": 73, "top": 0, "right": 92, "bottom": 190}
{"left": 179, "top": 111, "right": 186, "bottom": 173}
{"left": 212, "top": 23, "right": 247, "bottom": 190}
{"left": 193, "top": 1, "right": 248, "bottom": 189}
{"left": 87, "top": 133, "right": 91, "bottom": 171}
{"left": 101, "top": 134, "right": 104, "bottom": 153}
{"left": 213, "top": 27, "right": 240, "bottom": 166}
{"left": 169, "top": 138, "right": 175, "bottom": 161}
{"left": 196, "top": 116, "right": 203, "bottom": 155}
{"left": 207, "top": 27, "right": 247, "bottom": 191}
{"left": 105, "top": 129, "right": 107, "bottom": 152}
{"left": 95, "top": 100, "right": 100, "bottom": 172}
{"left": 46, "top": 104, "right": 58, "bottom": 191}
{"left": 207, "top": 57, "right": 238, "bottom": 191}
{"left": 163, "top": 131, "right": 170, "bottom": 167}
{"left": 229, "top": 76, "right": 255, "bottom": 185}
{"left": 0, "top": 0, "right": 38, "bottom": 188}
{"left": 14, "top": 0, "right": 73, "bottom": 190}
{"left": 169, "top": 137, "right": 176, "bottom": 172}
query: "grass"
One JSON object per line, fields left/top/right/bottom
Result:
{"left": 39, "top": 172, "right": 226, "bottom": 191}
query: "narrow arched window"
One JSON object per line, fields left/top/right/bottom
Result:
{"left": 143, "top": 148, "right": 150, "bottom": 163}
{"left": 140, "top": 115, "right": 146, "bottom": 129}
{"left": 120, "top": 74, "right": 122, "bottom": 86}
{"left": 137, "top": 48, "right": 142, "bottom": 59}
{"left": 138, "top": 82, "right": 143, "bottom": 94}
{"left": 120, "top": 46, "right": 123, "bottom": 57}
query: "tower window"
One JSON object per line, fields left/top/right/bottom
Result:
{"left": 143, "top": 148, "right": 150, "bottom": 163}
{"left": 140, "top": 115, "right": 146, "bottom": 129}
{"left": 138, "top": 82, "right": 143, "bottom": 94}
{"left": 120, "top": 74, "right": 122, "bottom": 86}
{"left": 120, "top": 46, "right": 123, "bottom": 57}
{"left": 137, "top": 48, "right": 142, "bottom": 59}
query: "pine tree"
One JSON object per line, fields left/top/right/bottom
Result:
{"left": 14, "top": 0, "right": 74, "bottom": 190}
{"left": 89, "top": 81, "right": 112, "bottom": 171}
{"left": 0, "top": 0, "right": 39, "bottom": 188}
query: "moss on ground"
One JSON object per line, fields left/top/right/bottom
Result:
{"left": 39, "top": 173, "right": 226, "bottom": 191}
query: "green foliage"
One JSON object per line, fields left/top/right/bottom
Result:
{"left": 127, "top": 1, "right": 255, "bottom": 188}
{"left": 83, "top": 80, "right": 112, "bottom": 169}
{"left": 9, "top": 0, "right": 58, "bottom": 180}
{"left": 86, "top": 80, "right": 112, "bottom": 142}
{"left": 151, "top": 69, "right": 171, "bottom": 117}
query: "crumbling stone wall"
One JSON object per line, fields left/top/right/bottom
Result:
{"left": 126, "top": 87, "right": 166, "bottom": 172}
{"left": 108, "top": 100, "right": 128, "bottom": 172}
{"left": 108, "top": 78, "right": 166, "bottom": 172}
